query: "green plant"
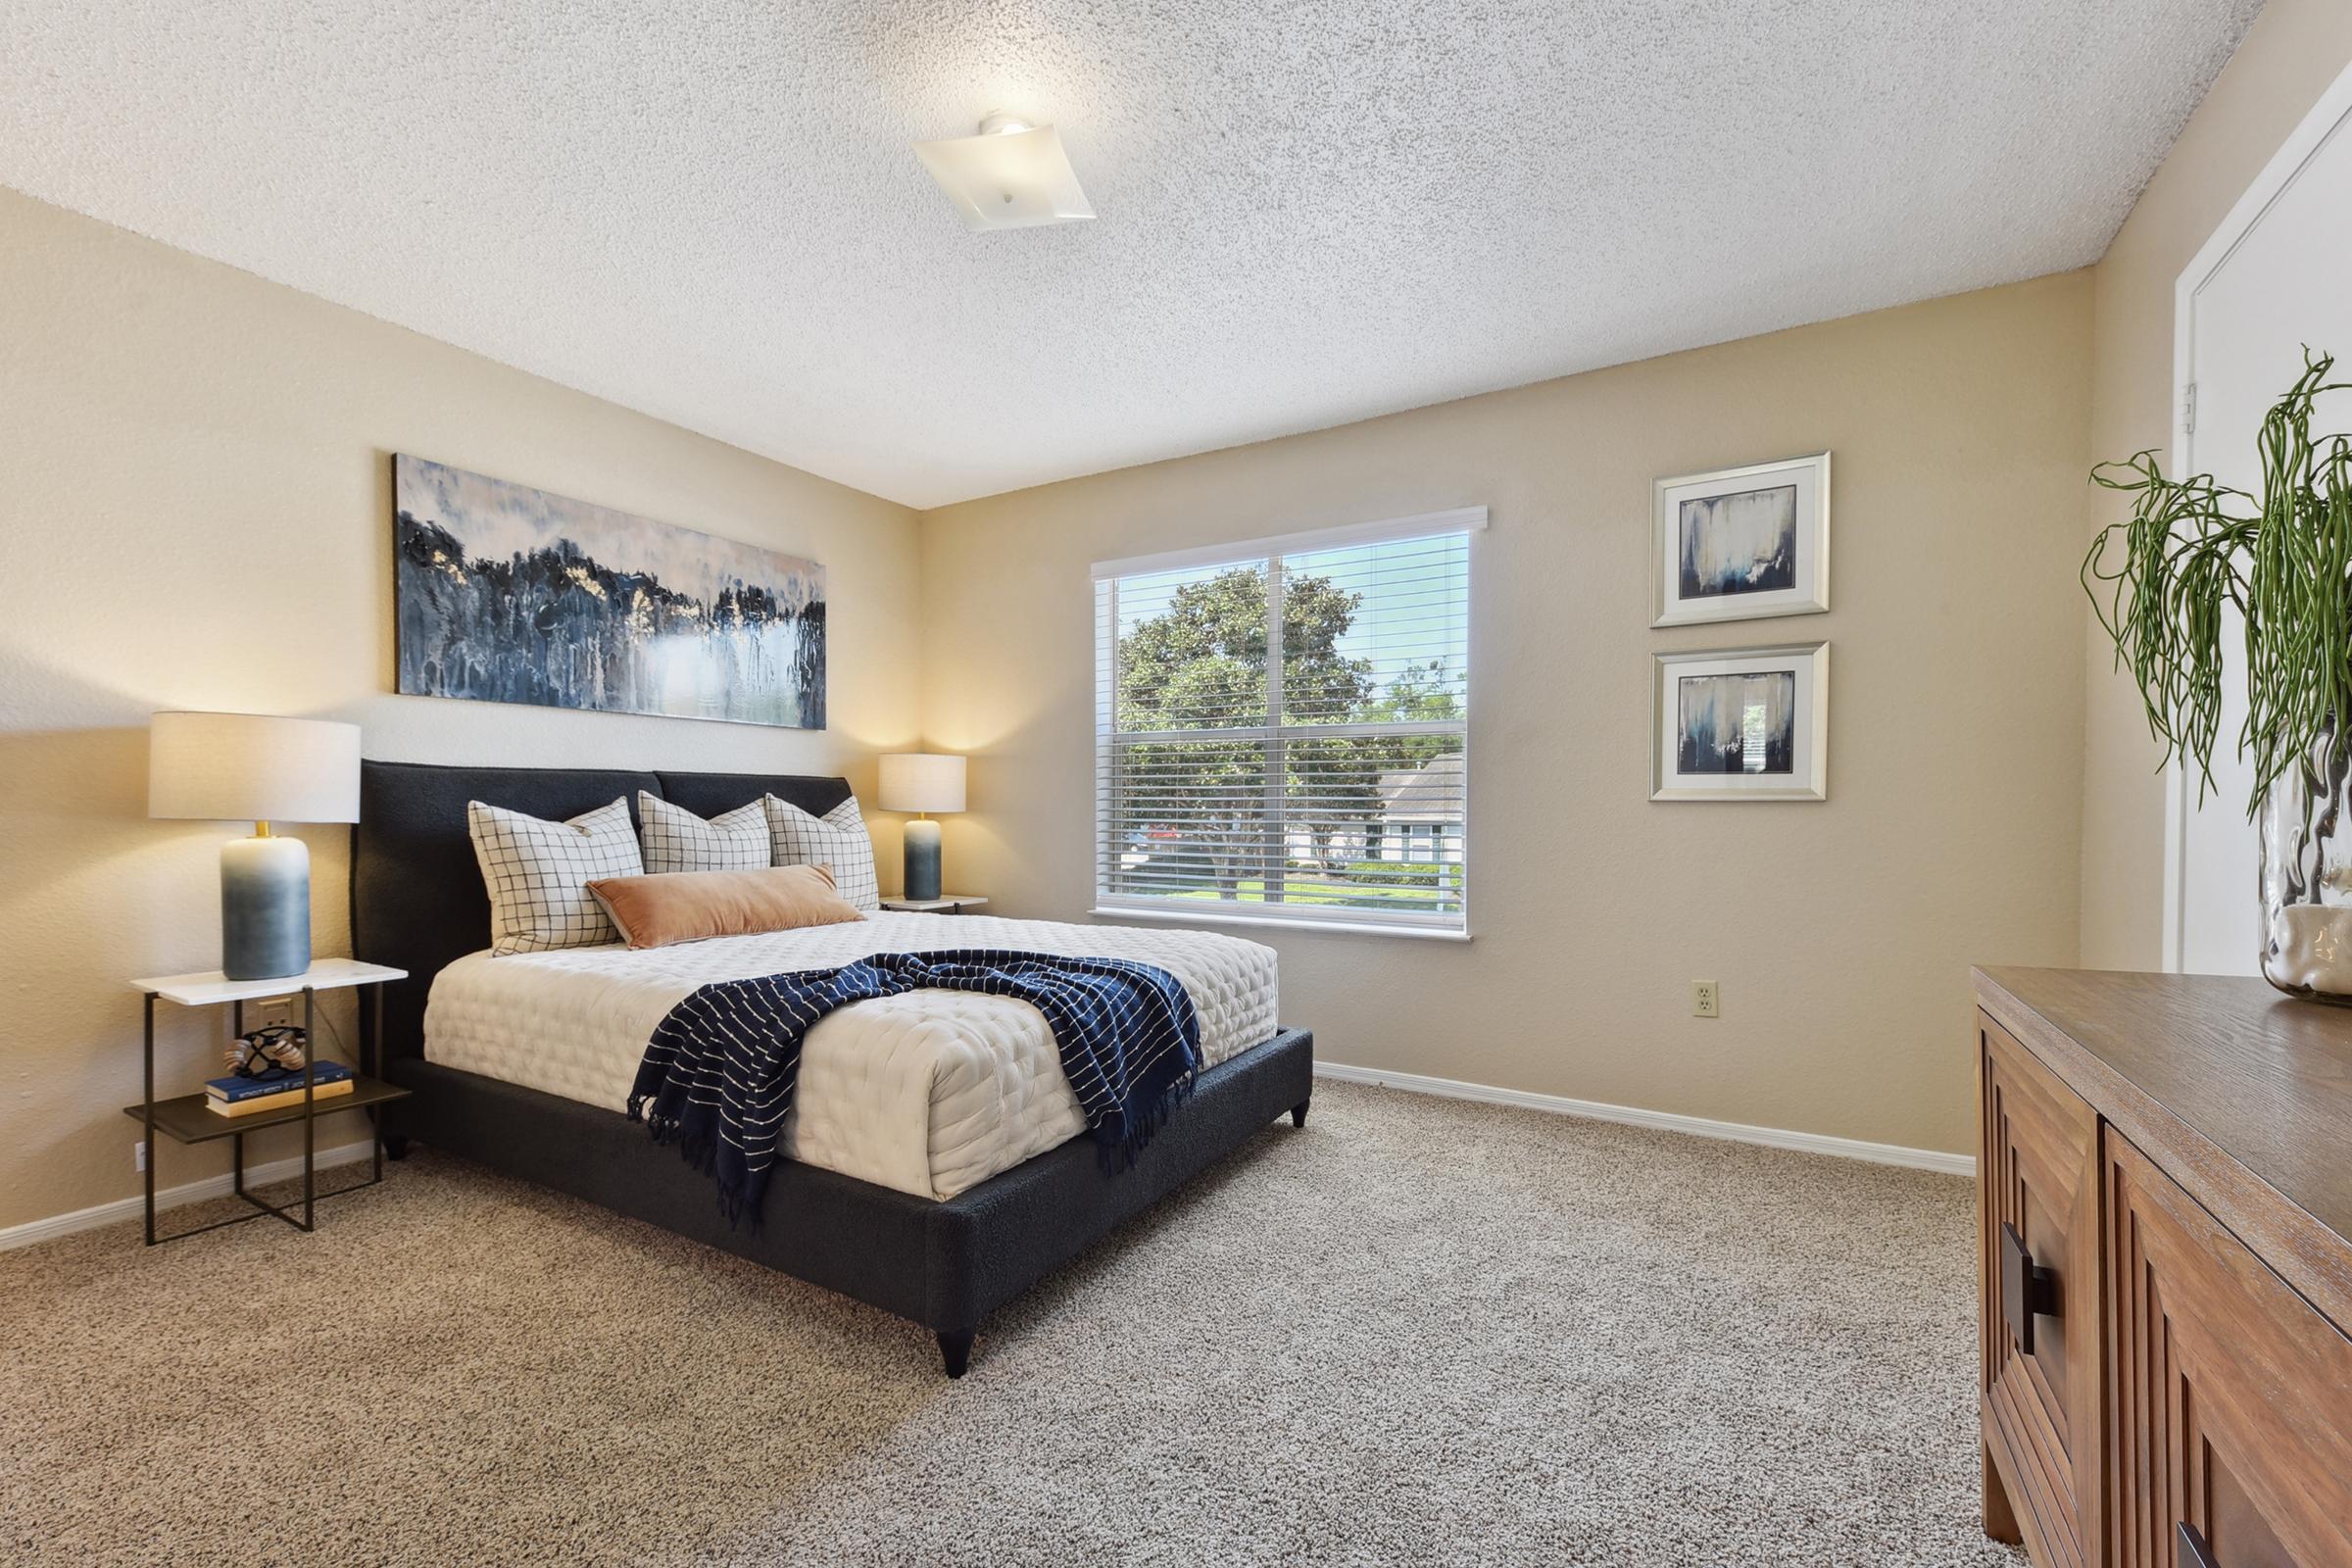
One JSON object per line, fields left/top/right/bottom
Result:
{"left": 2083, "top": 350, "right": 2352, "bottom": 815}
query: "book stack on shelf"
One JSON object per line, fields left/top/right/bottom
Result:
{"left": 205, "top": 1061, "right": 356, "bottom": 1117}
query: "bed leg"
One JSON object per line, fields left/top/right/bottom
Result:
{"left": 1290, "top": 1097, "right": 1309, "bottom": 1129}
{"left": 937, "top": 1330, "right": 975, "bottom": 1380}
{"left": 382, "top": 1133, "right": 411, "bottom": 1161}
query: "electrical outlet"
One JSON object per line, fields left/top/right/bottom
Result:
{"left": 133, "top": 1140, "right": 147, "bottom": 1173}
{"left": 256, "top": 997, "right": 292, "bottom": 1026}
{"left": 1691, "top": 980, "right": 1720, "bottom": 1018}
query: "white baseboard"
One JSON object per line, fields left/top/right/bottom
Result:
{"left": 1312, "top": 1060, "right": 1975, "bottom": 1177}
{"left": 0, "top": 1141, "right": 378, "bottom": 1252}
{"left": 5, "top": 1071, "right": 1963, "bottom": 1251}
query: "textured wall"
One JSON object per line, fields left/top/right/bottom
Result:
{"left": 918, "top": 275, "right": 2093, "bottom": 1157}
{"left": 2078, "top": 0, "right": 2352, "bottom": 971}
{"left": 0, "top": 189, "right": 922, "bottom": 1233}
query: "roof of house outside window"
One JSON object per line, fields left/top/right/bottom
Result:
{"left": 1376, "top": 753, "right": 1465, "bottom": 824}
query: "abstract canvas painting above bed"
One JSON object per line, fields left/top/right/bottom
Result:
{"left": 392, "top": 455, "right": 827, "bottom": 728}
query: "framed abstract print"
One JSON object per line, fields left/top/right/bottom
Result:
{"left": 1650, "top": 642, "right": 1828, "bottom": 802}
{"left": 1652, "top": 453, "right": 1829, "bottom": 626}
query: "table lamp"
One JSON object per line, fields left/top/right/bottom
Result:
{"left": 878, "top": 753, "right": 966, "bottom": 902}
{"left": 149, "top": 711, "right": 362, "bottom": 980}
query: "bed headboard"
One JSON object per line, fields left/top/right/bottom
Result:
{"left": 351, "top": 759, "right": 854, "bottom": 1064}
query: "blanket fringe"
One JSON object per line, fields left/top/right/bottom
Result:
{"left": 636, "top": 1109, "right": 757, "bottom": 1227}
{"left": 1098, "top": 1065, "right": 1199, "bottom": 1173}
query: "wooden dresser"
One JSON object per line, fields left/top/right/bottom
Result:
{"left": 1974, "top": 968, "right": 2352, "bottom": 1568}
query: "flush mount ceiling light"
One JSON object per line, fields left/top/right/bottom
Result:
{"left": 914, "top": 111, "right": 1095, "bottom": 233}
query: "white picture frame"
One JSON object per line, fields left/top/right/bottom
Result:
{"left": 1650, "top": 642, "right": 1829, "bottom": 802}
{"left": 1652, "top": 452, "right": 1830, "bottom": 626}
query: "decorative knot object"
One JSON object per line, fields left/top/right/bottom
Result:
{"left": 224, "top": 1024, "right": 308, "bottom": 1079}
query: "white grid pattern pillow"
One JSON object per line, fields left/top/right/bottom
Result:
{"left": 635, "top": 792, "right": 770, "bottom": 874}
{"left": 467, "top": 798, "right": 645, "bottom": 955}
{"left": 761, "top": 794, "right": 880, "bottom": 911}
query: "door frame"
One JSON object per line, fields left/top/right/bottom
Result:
{"left": 2164, "top": 58, "right": 2352, "bottom": 971}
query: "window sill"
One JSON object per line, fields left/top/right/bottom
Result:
{"left": 1088, "top": 906, "right": 1472, "bottom": 942}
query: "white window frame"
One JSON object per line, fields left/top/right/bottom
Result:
{"left": 1090, "top": 506, "right": 1483, "bottom": 938}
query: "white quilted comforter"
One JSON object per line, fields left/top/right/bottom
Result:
{"left": 423, "top": 912, "right": 1279, "bottom": 1200}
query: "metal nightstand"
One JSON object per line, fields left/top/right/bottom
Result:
{"left": 125, "top": 958, "right": 410, "bottom": 1246}
{"left": 877, "top": 895, "right": 989, "bottom": 914}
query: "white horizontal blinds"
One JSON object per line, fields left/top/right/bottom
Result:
{"left": 1096, "top": 520, "right": 1470, "bottom": 930}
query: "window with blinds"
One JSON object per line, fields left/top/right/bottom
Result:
{"left": 1093, "top": 509, "right": 1478, "bottom": 933}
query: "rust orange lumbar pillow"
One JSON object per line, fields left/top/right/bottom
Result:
{"left": 586, "top": 863, "right": 864, "bottom": 950}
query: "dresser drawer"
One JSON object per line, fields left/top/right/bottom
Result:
{"left": 2105, "top": 1130, "right": 2352, "bottom": 1568}
{"left": 1979, "top": 1009, "right": 2100, "bottom": 1568}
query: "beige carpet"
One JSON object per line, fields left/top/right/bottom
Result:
{"left": 1, "top": 1080, "right": 2019, "bottom": 1566}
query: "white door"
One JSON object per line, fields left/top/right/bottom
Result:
{"left": 2171, "top": 64, "right": 2352, "bottom": 975}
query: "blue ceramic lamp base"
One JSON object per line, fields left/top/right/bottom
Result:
{"left": 220, "top": 829, "right": 312, "bottom": 980}
{"left": 903, "top": 817, "right": 943, "bottom": 903}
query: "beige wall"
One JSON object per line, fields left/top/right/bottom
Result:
{"left": 0, "top": 189, "right": 923, "bottom": 1232}
{"left": 920, "top": 274, "right": 2093, "bottom": 1157}
{"left": 2079, "top": 0, "right": 2352, "bottom": 970}
{"left": 29, "top": 8, "right": 2328, "bottom": 1226}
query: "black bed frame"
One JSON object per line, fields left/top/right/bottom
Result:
{"left": 352, "top": 759, "right": 1314, "bottom": 1377}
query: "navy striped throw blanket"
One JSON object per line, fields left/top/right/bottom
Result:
{"left": 627, "top": 950, "right": 1201, "bottom": 1223}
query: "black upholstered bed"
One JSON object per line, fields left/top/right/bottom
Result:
{"left": 351, "top": 759, "right": 1314, "bottom": 1377}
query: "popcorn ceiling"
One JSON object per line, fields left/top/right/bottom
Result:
{"left": 0, "top": 1, "right": 2261, "bottom": 508}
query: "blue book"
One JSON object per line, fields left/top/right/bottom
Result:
{"left": 206, "top": 1061, "right": 354, "bottom": 1102}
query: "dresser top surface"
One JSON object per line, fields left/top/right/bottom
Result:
{"left": 1977, "top": 966, "right": 2352, "bottom": 1255}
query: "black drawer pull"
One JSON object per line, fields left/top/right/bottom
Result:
{"left": 2177, "top": 1521, "right": 2218, "bottom": 1568}
{"left": 2000, "top": 1221, "right": 2059, "bottom": 1355}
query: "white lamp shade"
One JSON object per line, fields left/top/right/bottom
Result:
{"left": 149, "top": 711, "right": 362, "bottom": 825}
{"left": 878, "top": 753, "right": 966, "bottom": 814}
{"left": 913, "top": 122, "right": 1095, "bottom": 232}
